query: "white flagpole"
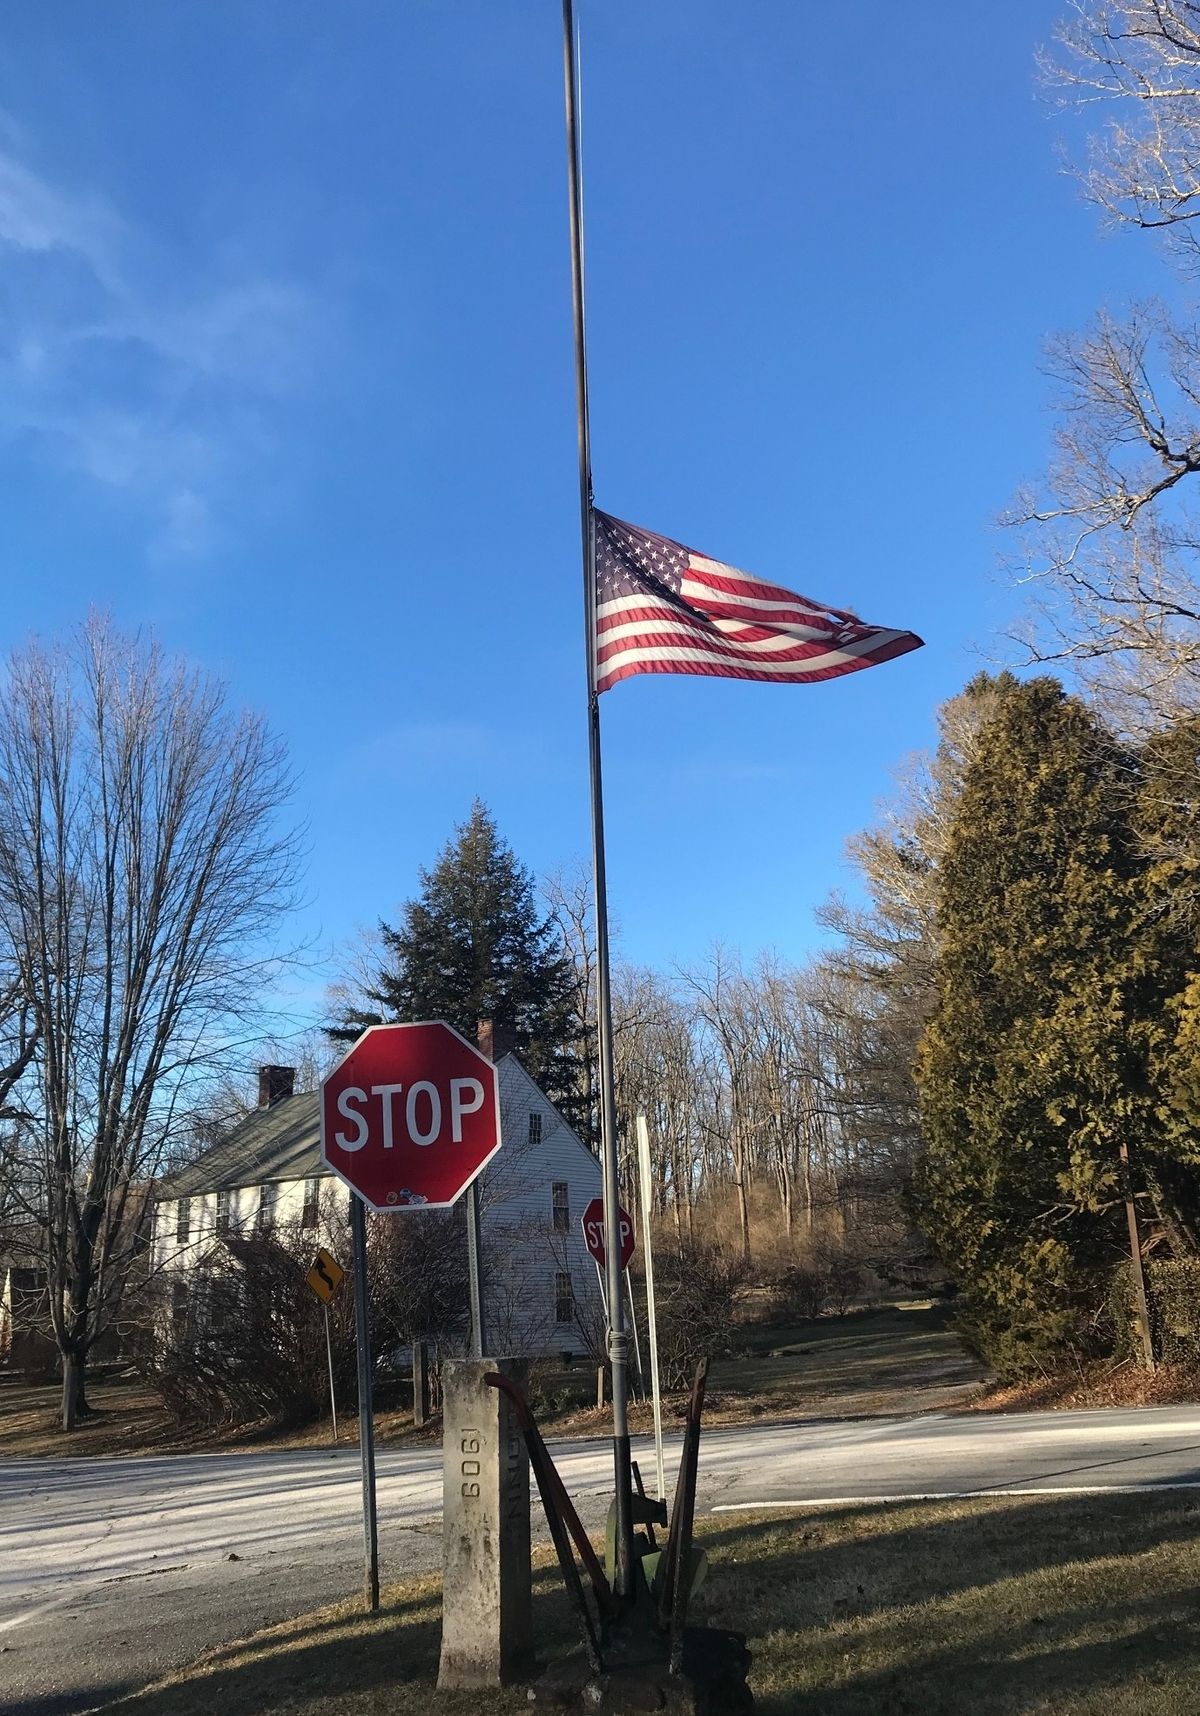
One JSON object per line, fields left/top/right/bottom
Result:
{"left": 562, "top": 0, "right": 635, "bottom": 1602}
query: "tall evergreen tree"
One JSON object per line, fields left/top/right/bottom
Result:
{"left": 1127, "top": 714, "right": 1200, "bottom": 1253}
{"left": 329, "top": 802, "right": 586, "bottom": 1131}
{"left": 913, "top": 677, "right": 1144, "bottom": 1374}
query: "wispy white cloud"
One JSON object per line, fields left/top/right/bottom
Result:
{"left": 0, "top": 117, "right": 323, "bottom": 559}
{"left": 0, "top": 143, "right": 124, "bottom": 284}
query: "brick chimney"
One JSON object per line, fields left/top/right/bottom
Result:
{"left": 258, "top": 1065, "right": 295, "bottom": 1109}
{"left": 475, "top": 1020, "right": 516, "bottom": 1062}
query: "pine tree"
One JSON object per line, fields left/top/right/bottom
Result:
{"left": 913, "top": 677, "right": 1143, "bottom": 1374}
{"left": 330, "top": 801, "right": 586, "bottom": 1131}
{"left": 1127, "top": 714, "right": 1200, "bottom": 1254}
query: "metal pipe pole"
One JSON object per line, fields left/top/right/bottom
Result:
{"left": 562, "top": 0, "right": 634, "bottom": 1602}
{"left": 324, "top": 1302, "right": 339, "bottom": 1444}
{"left": 636, "top": 1113, "right": 666, "bottom": 1502}
{"left": 350, "top": 1195, "right": 379, "bottom": 1611}
{"left": 466, "top": 1179, "right": 486, "bottom": 1360}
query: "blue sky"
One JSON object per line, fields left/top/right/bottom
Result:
{"left": 0, "top": 2, "right": 1158, "bottom": 1023}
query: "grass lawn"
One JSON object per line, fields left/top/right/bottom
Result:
{"left": 705, "top": 1298, "right": 986, "bottom": 1420}
{"left": 104, "top": 1492, "right": 1200, "bottom": 1715}
{"left": 0, "top": 1302, "right": 985, "bottom": 1459}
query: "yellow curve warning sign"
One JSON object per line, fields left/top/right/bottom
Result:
{"left": 305, "top": 1247, "right": 346, "bottom": 1305}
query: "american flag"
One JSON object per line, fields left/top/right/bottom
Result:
{"left": 593, "top": 510, "right": 923, "bottom": 694}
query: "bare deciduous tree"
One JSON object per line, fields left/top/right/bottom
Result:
{"left": 1045, "top": 2, "right": 1200, "bottom": 248}
{"left": 1013, "top": 4, "right": 1200, "bottom": 721}
{"left": 544, "top": 862, "right": 599, "bottom": 1152}
{"left": 0, "top": 618, "right": 301, "bottom": 1429}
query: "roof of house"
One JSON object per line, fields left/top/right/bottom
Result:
{"left": 160, "top": 1052, "right": 594, "bottom": 1200}
{"left": 164, "top": 1088, "right": 324, "bottom": 1197}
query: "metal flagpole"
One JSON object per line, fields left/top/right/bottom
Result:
{"left": 635, "top": 1113, "right": 666, "bottom": 1502}
{"left": 562, "top": 0, "right": 635, "bottom": 1603}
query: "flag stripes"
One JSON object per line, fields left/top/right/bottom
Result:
{"left": 592, "top": 511, "right": 923, "bottom": 693}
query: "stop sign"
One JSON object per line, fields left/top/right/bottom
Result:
{"left": 581, "top": 1195, "right": 635, "bottom": 1272}
{"left": 320, "top": 1021, "right": 501, "bottom": 1211}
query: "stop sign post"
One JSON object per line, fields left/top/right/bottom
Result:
{"left": 320, "top": 1022, "right": 503, "bottom": 1615}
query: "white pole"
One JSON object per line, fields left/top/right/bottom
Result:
{"left": 635, "top": 1112, "right": 665, "bottom": 1502}
{"left": 594, "top": 1257, "right": 609, "bottom": 1322}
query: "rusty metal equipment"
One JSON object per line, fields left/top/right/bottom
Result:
{"left": 485, "top": 1369, "right": 615, "bottom": 1673}
{"left": 655, "top": 1357, "right": 708, "bottom": 1673}
{"left": 488, "top": 1356, "right": 712, "bottom": 1685}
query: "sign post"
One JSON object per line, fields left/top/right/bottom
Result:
{"left": 304, "top": 1246, "right": 347, "bottom": 1446}
{"left": 349, "top": 1196, "right": 379, "bottom": 1612}
{"left": 466, "top": 1179, "right": 486, "bottom": 1359}
{"left": 320, "top": 1022, "right": 511, "bottom": 1654}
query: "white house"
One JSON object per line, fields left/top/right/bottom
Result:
{"left": 153, "top": 1056, "right": 604, "bottom": 1358}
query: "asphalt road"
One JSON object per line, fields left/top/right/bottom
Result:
{"left": 6, "top": 1405, "right": 1200, "bottom": 1715}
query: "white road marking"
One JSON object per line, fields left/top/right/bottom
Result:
{"left": 712, "top": 1481, "right": 1200, "bottom": 1510}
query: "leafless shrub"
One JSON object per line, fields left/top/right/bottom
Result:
{"left": 369, "top": 1208, "right": 470, "bottom": 1358}
{"left": 653, "top": 1244, "right": 744, "bottom": 1392}
{"left": 145, "top": 1232, "right": 347, "bottom": 1429}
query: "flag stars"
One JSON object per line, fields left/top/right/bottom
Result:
{"left": 591, "top": 507, "right": 923, "bottom": 694}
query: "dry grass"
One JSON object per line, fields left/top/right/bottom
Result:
{"left": 103, "top": 1493, "right": 1200, "bottom": 1715}
{"left": 0, "top": 1303, "right": 988, "bottom": 1459}
{"left": 974, "top": 1359, "right": 1200, "bottom": 1416}
{"left": 0, "top": 1370, "right": 440, "bottom": 1459}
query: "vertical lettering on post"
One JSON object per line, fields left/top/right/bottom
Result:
{"left": 461, "top": 1428, "right": 481, "bottom": 1498}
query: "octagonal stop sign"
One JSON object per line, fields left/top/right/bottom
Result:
{"left": 581, "top": 1194, "right": 635, "bottom": 1272}
{"left": 320, "top": 1021, "right": 501, "bottom": 1210}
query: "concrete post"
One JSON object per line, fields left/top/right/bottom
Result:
{"left": 436, "top": 1357, "right": 532, "bottom": 1689}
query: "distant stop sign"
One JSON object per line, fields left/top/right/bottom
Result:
{"left": 320, "top": 1021, "right": 501, "bottom": 1211}
{"left": 581, "top": 1195, "right": 635, "bottom": 1272}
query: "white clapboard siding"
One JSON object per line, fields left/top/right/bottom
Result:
{"left": 480, "top": 1057, "right": 603, "bottom": 1357}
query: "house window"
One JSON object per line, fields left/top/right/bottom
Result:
{"left": 209, "top": 1277, "right": 238, "bottom": 1336}
{"left": 555, "top": 1272, "right": 574, "bottom": 1324}
{"left": 258, "top": 1182, "right": 278, "bottom": 1234}
{"left": 216, "top": 1188, "right": 232, "bottom": 1236}
{"left": 175, "top": 1198, "right": 191, "bottom": 1244}
{"left": 552, "top": 1182, "right": 570, "bottom": 1233}
{"left": 171, "top": 1279, "right": 189, "bottom": 1342}
{"left": 528, "top": 1111, "right": 543, "bottom": 1147}
{"left": 301, "top": 1177, "right": 320, "bottom": 1229}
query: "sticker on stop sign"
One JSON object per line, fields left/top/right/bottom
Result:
{"left": 580, "top": 1195, "right": 635, "bottom": 1271}
{"left": 320, "top": 1021, "right": 501, "bottom": 1211}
